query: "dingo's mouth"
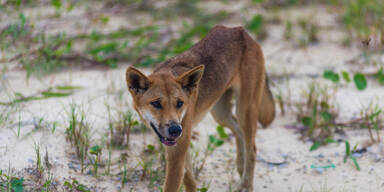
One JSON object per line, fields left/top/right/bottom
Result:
{"left": 150, "top": 122, "right": 177, "bottom": 146}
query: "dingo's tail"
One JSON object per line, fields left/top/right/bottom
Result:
{"left": 258, "top": 75, "right": 275, "bottom": 127}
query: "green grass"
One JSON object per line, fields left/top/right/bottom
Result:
{"left": 0, "top": 105, "right": 17, "bottom": 128}
{"left": 106, "top": 100, "right": 140, "bottom": 147}
{"left": 89, "top": 145, "right": 102, "bottom": 177}
{"left": 295, "top": 82, "right": 338, "bottom": 143}
{"left": 0, "top": 0, "right": 229, "bottom": 77}
{"left": 0, "top": 85, "right": 80, "bottom": 105}
{"left": 339, "top": 0, "right": 384, "bottom": 39}
{"left": 65, "top": 103, "right": 90, "bottom": 173}
{"left": 1, "top": 0, "right": 383, "bottom": 77}
{"left": 0, "top": 167, "right": 24, "bottom": 192}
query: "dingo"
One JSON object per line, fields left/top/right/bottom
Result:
{"left": 126, "top": 25, "right": 275, "bottom": 192}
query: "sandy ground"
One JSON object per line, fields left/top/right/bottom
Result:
{"left": 1, "top": 1, "right": 384, "bottom": 192}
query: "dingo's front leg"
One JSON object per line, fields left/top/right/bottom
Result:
{"left": 163, "top": 133, "right": 191, "bottom": 192}
{"left": 183, "top": 152, "right": 197, "bottom": 192}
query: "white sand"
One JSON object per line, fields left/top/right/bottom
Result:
{"left": 1, "top": 1, "right": 384, "bottom": 192}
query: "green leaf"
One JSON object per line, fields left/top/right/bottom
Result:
{"left": 369, "top": 109, "right": 382, "bottom": 120}
{"left": 100, "top": 15, "right": 110, "bottom": 24}
{"left": 56, "top": 85, "right": 82, "bottom": 91}
{"left": 51, "top": 0, "right": 62, "bottom": 9}
{"left": 323, "top": 71, "right": 340, "bottom": 83}
{"left": 320, "top": 101, "right": 329, "bottom": 109}
{"left": 209, "top": 135, "right": 215, "bottom": 143}
{"left": 352, "top": 144, "right": 358, "bottom": 152}
{"left": 302, "top": 116, "right": 313, "bottom": 128}
{"left": 216, "top": 125, "right": 228, "bottom": 139}
{"left": 378, "top": 75, "right": 384, "bottom": 85}
{"left": 353, "top": 73, "right": 367, "bottom": 90}
{"left": 310, "top": 141, "right": 321, "bottom": 151}
{"left": 344, "top": 141, "right": 350, "bottom": 163}
{"left": 324, "top": 137, "right": 336, "bottom": 144}
{"left": 214, "top": 139, "right": 224, "bottom": 146}
{"left": 252, "top": 0, "right": 264, "bottom": 3}
{"left": 132, "top": 120, "right": 139, "bottom": 126}
{"left": 321, "top": 111, "right": 332, "bottom": 122}
{"left": 19, "top": 13, "right": 26, "bottom": 27}
{"left": 146, "top": 144, "right": 155, "bottom": 152}
{"left": 375, "top": 68, "right": 384, "bottom": 85}
{"left": 67, "top": 2, "right": 75, "bottom": 12}
{"left": 341, "top": 71, "right": 351, "bottom": 82}
{"left": 246, "top": 15, "right": 263, "bottom": 34}
{"left": 209, "top": 135, "right": 224, "bottom": 147}
{"left": 11, "top": 177, "right": 24, "bottom": 192}
{"left": 71, "top": 179, "right": 91, "bottom": 192}
{"left": 14, "top": 92, "right": 24, "bottom": 98}
{"left": 351, "top": 156, "right": 360, "bottom": 171}
{"left": 198, "top": 188, "right": 208, "bottom": 192}
{"left": 41, "top": 91, "right": 71, "bottom": 97}
{"left": 89, "top": 145, "right": 101, "bottom": 155}
{"left": 64, "top": 181, "right": 72, "bottom": 189}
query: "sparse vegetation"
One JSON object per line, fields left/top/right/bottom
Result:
{"left": 63, "top": 179, "right": 91, "bottom": 192}
{"left": 294, "top": 81, "right": 338, "bottom": 143}
{"left": 0, "top": 85, "right": 81, "bottom": 105}
{"left": 0, "top": 169, "right": 24, "bottom": 192}
{"left": 89, "top": 145, "right": 102, "bottom": 177}
{"left": 339, "top": 0, "right": 384, "bottom": 42}
{"left": 65, "top": 103, "right": 91, "bottom": 173}
{"left": 192, "top": 125, "right": 228, "bottom": 178}
{"left": 1, "top": 0, "right": 384, "bottom": 191}
{"left": 297, "top": 17, "right": 319, "bottom": 47}
{"left": 106, "top": 102, "right": 139, "bottom": 147}
{"left": 344, "top": 140, "right": 360, "bottom": 171}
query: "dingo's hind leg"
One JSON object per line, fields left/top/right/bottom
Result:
{"left": 235, "top": 29, "right": 266, "bottom": 192}
{"left": 211, "top": 88, "right": 245, "bottom": 176}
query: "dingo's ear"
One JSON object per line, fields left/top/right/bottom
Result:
{"left": 177, "top": 65, "right": 205, "bottom": 94}
{"left": 126, "top": 67, "right": 151, "bottom": 95}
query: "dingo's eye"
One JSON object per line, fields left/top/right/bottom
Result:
{"left": 176, "top": 100, "right": 184, "bottom": 108}
{"left": 151, "top": 101, "right": 162, "bottom": 109}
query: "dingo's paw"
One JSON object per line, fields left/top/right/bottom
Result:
{"left": 234, "top": 183, "right": 253, "bottom": 192}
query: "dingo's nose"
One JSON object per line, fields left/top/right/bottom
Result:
{"left": 168, "top": 123, "right": 182, "bottom": 137}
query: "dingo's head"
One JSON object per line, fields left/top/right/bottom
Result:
{"left": 126, "top": 65, "right": 204, "bottom": 146}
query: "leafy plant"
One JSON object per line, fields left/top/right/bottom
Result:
{"left": 246, "top": 15, "right": 267, "bottom": 40}
{"left": 63, "top": 179, "right": 91, "bottom": 192}
{"left": 0, "top": 170, "right": 24, "bottom": 192}
{"left": 343, "top": 141, "right": 360, "bottom": 171}
{"left": 297, "top": 82, "right": 337, "bottom": 143}
{"left": 193, "top": 125, "right": 227, "bottom": 178}
{"left": 309, "top": 137, "right": 336, "bottom": 151}
{"left": 89, "top": 145, "right": 102, "bottom": 177}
